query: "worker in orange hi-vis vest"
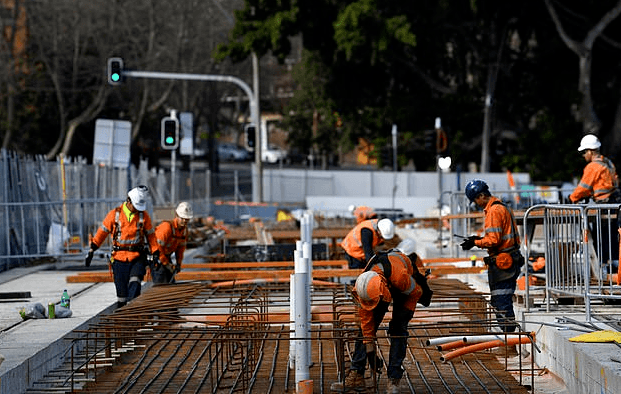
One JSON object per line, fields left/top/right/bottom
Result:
{"left": 331, "top": 239, "right": 432, "bottom": 394}
{"left": 570, "top": 134, "right": 621, "bottom": 204}
{"left": 340, "top": 218, "right": 395, "bottom": 269}
{"left": 152, "top": 202, "right": 193, "bottom": 284}
{"left": 349, "top": 204, "right": 378, "bottom": 224}
{"left": 570, "top": 134, "right": 621, "bottom": 271}
{"left": 85, "top": 186, "right": 158, "bottom": 308}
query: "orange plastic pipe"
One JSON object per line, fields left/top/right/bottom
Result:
{"left": 436, "top": 340, "right": 468, "bottom": 351}
{"left": 440, "top": 335, "right": 533, "bottom": 362}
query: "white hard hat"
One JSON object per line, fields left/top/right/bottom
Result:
{"left": 377, "top": 218, "right": 394, "bottom": 240}
{"left": 396, "top": 238, "right": 416, "bottom": 255}
{"left": 578, "top": 134, "right": 601, "bottom": 151}
{"left": 127, "top": 185, "right": 149, "bottom": 211}
{"left": 176, "top": 201, "right": 194, "bottom": 219}
{"left": 355, "top": 271, "right": 389, "bottom": 310}
{"left": 348, "top": 204, "right": 356, "bottom": 213}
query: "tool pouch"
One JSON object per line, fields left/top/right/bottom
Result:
{"left": 495, "top": 252, "right": 513, "bottom": 269}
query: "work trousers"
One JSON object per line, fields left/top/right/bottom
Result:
{"left": 344, "top": 253, "right": 366, "bottom": 269}
{"left": 489, "top": 276, "right": 518, "bottom": 332}
{"left": 112, "top": 256, "right": 146, "bottom": 307}
{"left": 351, "top": 295, "right": 414, "bottom": 380}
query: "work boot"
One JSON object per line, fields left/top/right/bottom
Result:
{"left": 386, "top": 377, "right": 400, "bottom": 393}
{"left": 330, "top": 370, "right": 365, "bottom": 392}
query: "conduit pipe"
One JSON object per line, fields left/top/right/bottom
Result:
{"left": 426, "top": 336, "right": 466, "bottom": 347}
{"left": 462, "top": 334, "right": 526, "bottom": 344}
{"left": 440, "top": 335, "right": 533, "bottom": 362}
{"left": 436, "top": 340, "right": 469, "bottom": 351}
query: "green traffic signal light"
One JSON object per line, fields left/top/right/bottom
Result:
{"left": 107, "top": 57, "right": 124, "bottom": 85}
{"left": 165, "top": 136, "right": 174, "bottom": 144}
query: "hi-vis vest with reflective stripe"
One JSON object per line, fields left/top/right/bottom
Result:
{"left": 369, "top": 251, "right": 417, "bottom": 297}
{"left": 340, "top": 219, "right": 382, "bottom": 260}
{"left": 570, "top": 155, "right": 619, "bottom": 202}
{"left": 155, "top": 219, "right": 188, "bottom": 266}
{"left": 92, "top": 203, "right": 156, "bottom": 262}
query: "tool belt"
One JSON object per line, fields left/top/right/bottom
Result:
{"left": 112, "top": 244, "right": 145, "bottom": 252}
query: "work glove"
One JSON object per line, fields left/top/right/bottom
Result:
{"left": 414, "top": 271, "right": 433, "bottom": 307}
{"left": 460, "top": 236, "right": 481, "bottom": 251}
{"left": 365, "top": 344, "right": 383, "bottom": 373}
{"left": 85, "top": 242, "right": 97, "bottom": 267}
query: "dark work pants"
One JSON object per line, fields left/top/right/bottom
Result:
{"left": 351, "top": 296, "right": 414, "bottom": 380}
{"left": 345, "top": 253, "right": 366, "bottom": 269}
{"left": 112, "top": 257, "right": 146, "bottom": 306}
{"left": 489, "top": 276, "right": 518, "bottom": 332}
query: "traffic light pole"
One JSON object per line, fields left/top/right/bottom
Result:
{"left": 121, "top": 69, "right": 263, "bottom": 202}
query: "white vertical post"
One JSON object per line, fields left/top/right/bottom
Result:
{"left": 289, "top": 271, "right": 296, "bottom": 369}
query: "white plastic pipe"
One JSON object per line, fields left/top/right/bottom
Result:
{"left": 425, "top": 336, "right": 465, "bottom": 347}
{"left": 289, "top": 272, "right": 296, "bottom": 370}
{"left": 295, "top": 271, "right": 310, "bottom": 383}
{"left": 462, "top": 334, "right": 525, "bottom": 344}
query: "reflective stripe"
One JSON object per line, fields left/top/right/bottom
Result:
{"left": 117, "top": 296, "right": 127, "bottom": 302}
{"left": 129, "top": 276, "right": 141, "bottom": 283}
{"left": 491, "top": 288, "right": 514, "bottom": 296}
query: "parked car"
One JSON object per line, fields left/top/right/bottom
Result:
{"left": 217, "top": 143, "right": 251, "bottom": 162}
{"left": 262, "top": 144, "right": 287, "bottom": 163}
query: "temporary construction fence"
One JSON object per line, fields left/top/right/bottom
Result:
{"left": 522, "top": 204, "right": 621, "bottom": 320}
{"left": 0, "top": 150, "right": 224, "bottom": 271}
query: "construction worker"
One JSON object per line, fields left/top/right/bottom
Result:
{"left": 331, "top": 239, "right": 432, "bottom": 393}
{"left": 570, "top": 134, "right": 621, "bottom": 203}
{"left": 340, "top": 218, "right": 395, "bottom": 269}
{"left": 151, "top": 202, "right": 193, "bottom": 284}
{"left": 570, "top": 134, "right": 621, "bottom": 267}
{"left": 349, "top": 204, "right": 378, "bottom": 224}
{"left": 85, "top": 185, "right": 158, "bottom": 308}
{"left": 461, "top": 179, "right": 524, "bottom": 333}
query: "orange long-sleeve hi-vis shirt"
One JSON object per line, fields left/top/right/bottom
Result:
{"left": 91, "top": 202, "right": 157, "bottom": 262}
{"left": 358, "top": 250, "right": 423, "bottom": 343}
{"left": 570, "top": 155, "right": 619, "bottom": 203}
{"left": 474, "top": 196, "right": 520, "bottom": 256}
{"left": 155, "top": 218, "right": 188, "bottom": 267}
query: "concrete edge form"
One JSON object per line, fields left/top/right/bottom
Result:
{"left": 522, "top": 311, "right": 621, "bottom": 394}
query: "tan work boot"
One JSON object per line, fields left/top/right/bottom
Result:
{"left": 386, "top": 377, "right": 400, "bottom": 393}
{"left": 330, "top": 370, "right": 366, "bottom": 392}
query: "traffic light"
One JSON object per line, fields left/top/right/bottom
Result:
{"left": 107, "top": 57, "right": 124, "bottom": 85}
{"left": 245, "top": 123, "right": 256, "bottom": 149}
{"left": 161, "top": 117, "right": 179, "bottom": 150}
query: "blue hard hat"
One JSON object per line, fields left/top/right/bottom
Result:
{"left": 465, "top": 179, "right": 489, "bottom": 202}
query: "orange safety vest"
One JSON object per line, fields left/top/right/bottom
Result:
{"left": 474, "top": 197, "right": 520, "bottom": 255}
{"left": 570, "top": 154, "right": 619, "bottom": 202}
{"left": 340, "top": 219, "right": 383, "bottom": 260}
{"left": 92, "top": 203, "right": 157, "bottom": 262}
{"left": 353, "top": 206, "right": 377, "bottom": 224}
{"left": 155, "top": 218, "right": 188, "bottom": 266}
{"left": 359, "top": 250, "right": 423, "bottom": 341}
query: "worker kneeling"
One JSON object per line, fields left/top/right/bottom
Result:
{"left": 331, "top": 244, "right": 432, "bottom": 393}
